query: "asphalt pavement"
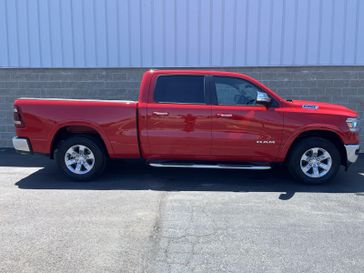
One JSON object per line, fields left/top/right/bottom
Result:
{"left": 0, "top": 148, "right": 363, "bottom": 273}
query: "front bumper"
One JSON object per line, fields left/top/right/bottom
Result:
{"left": 12, "top": 137, "right": 32, "bottom": 153}
{"left": 344, "top": 144, "right": 360, "bottom": 164}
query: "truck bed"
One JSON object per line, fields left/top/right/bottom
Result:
{"left": 14, "top": 98, "right": 140, "bottom": 158}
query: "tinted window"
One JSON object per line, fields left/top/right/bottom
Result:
{"left": 154, "top": 75, "right": 205, "bottom": 104}
{"left": 213, "top": 76, "right": 261, "bottom": 106}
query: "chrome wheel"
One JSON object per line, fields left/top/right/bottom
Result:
{"left": 64, "top": 145, "right": 95, "bottom": 175}
{"left": 300, "top": 147, "right": 332, "bottom": 178}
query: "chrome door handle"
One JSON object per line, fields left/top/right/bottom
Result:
{"left": 216, "top": 113, "right": 233, "bottom": 118}
{"left": 153, "top": 111, "right": 169, "bottom": 116}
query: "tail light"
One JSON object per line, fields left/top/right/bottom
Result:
{"left": 13, "top": 106, "right": 24, "bottom": 128}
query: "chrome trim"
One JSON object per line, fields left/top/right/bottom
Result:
{"left": 216, "top": 113, "right": 233, "bottom": 118}
{"left": 256, "top": 91, "right": 271, "bottom": 104}
{"left": 345, "top": 144, "right": 360, "bottom": 163}
{"left": 149, "top": 163, "right": 271, "bottom": 170}
{"left": 12, "top": 137, "right": 31, "bottom": 153}
{"left": 153, "top": 111, "right": 169, "bottom": 116}
{"left": 17, "top": 97, "right": 135, "bottom": 103}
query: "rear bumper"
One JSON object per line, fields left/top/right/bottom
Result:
{"left": 12, "top": 137, "right": 32, "bottom": 154}
{"left": 345, "top": 144, "right": 360, "bottom": 164}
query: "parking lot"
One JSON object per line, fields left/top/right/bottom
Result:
{"left": 0, "top": 149, "right": 363, "bottom": 273}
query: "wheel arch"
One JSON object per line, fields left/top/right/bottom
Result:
{"left": 50, "top": 124, "right": 111, "bottom": 159}
{"left": 284, "top": 130, "right": 347, "bottom": 166}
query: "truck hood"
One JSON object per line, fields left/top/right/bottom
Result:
{"left": 287, "top": 100, "right": 358, "bottom": 117}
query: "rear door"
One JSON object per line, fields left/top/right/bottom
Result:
{"left": 210, "top": 76, "right": 283, "bottom": 162}
{"left": 145, "top": 75, "right": 211, "bottom": 160}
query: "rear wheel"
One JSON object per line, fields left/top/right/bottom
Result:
{"left": 56, "top": 135, "right": 107, "bottom": 181}
{"left": 287, "top": 137, "right": 341, "bottom": 184}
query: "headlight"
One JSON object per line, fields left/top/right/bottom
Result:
{"left": 346, "top": 117, "right": 360, "bottom": 132}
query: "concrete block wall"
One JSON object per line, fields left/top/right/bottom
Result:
{"left": 0, "top": 66, "right": 363, "bottom": 148}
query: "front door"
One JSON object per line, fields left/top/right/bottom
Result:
{"left": 146, "top": 75, "right": 211, "bottom": 160}
{"left": 210, "top": 76, "right": 283, "bottom": 162}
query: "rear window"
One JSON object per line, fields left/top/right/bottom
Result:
{"left": 154, "top": 75, "right": 205, "bottom": 104}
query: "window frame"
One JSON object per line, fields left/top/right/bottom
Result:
{"left": 152, "top": 74, "right": 208, "bottom": 105}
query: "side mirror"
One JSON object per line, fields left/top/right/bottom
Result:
{"left": 256, "top": 91, "right": 271, "bottom": 106}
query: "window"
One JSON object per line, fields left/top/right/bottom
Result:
{"left": 154, "top": 75, "right": 205, "bottom": 104}
{"left": 213, "top": 76, "right": 261, "bottom": 106}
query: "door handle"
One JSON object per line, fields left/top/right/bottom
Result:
{"left": 153, "top": 111, "right": 169, "bottom": 116}
{"left": 216, "top": 113, "right": 233, "bottom": 118}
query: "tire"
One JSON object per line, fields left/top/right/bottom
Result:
{"left": 287, "top": 137, "right": 341, "bottom": 184}
{"left": 55, "top": 135, "right": 107, "bottom": 181}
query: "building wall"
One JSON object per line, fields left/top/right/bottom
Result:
{"left": 1, "top": 66, "right": 363, "bottom": 148}
{"left": 1, "top": 0, "right": 364, "bottom": 68}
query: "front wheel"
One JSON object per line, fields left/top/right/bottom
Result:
{"left": 56, "top": 135, "right": 107, "bottom": 181}
{"left": 287, "top": 137, "right": 341, "bottom": 184}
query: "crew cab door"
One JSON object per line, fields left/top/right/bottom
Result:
{"left": 209, "top": 76, "right": 283, "bottom": 162}
{"left": 144, "top": 75, "right": 211, "bottom": 160}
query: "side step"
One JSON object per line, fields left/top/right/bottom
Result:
{"left": 149, "top": 162, "right": 271, "bottom": 170}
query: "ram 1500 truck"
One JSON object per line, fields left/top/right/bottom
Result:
{"left": 12, "top": 70, "right": 360, "bottom": 184}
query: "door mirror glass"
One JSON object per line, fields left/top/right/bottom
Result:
{"left": 256, "top": 91, "right": 271, "bottom": 106}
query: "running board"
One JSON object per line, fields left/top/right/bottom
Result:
{"left": 149, "top": 162, "right": 271, "bottom": 170}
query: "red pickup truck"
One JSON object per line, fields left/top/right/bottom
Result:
{"left": 12, "top": 70, "right": 360, "bottom": 184}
